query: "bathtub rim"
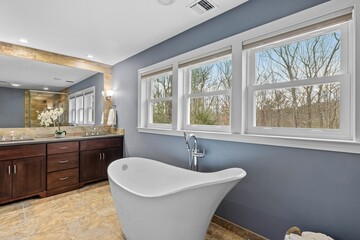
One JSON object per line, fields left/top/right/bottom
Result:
{"left": 108, "top": 157, "right": 247, "bottom": 198}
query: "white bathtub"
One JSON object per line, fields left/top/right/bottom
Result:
{"left": 108, "top": 157, "right": 246, "bottom": 240}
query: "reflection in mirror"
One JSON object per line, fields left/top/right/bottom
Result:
{"left": 0, "top": 54, "right": 103, "bottom": 128}
{"left": 26, "top": 91, "right": 68, "bottom": 127}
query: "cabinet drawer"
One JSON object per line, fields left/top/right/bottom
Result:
{"left": 0, "top": 144, "right": 45, "bottom": 161}
{"left": 47, "top": 168, "right": 79, "bottom": 190}
{"left": 47, "top": 141, "right": 79, "bottom": 155}
{"left": 80, "top": 137, "right": 123, "bottom": 151}
{"left": 47, "top": 152, "right": 79, "bottom": 173}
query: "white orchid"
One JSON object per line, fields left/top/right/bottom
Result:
{"left": 37, "top": 107, "right": 66, "bottom": 135}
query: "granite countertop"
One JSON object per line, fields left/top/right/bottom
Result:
{"left": 0, "top": 134, "right": 124, "bottom": 147}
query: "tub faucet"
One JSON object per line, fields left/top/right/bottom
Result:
{"left": 183, "top": 132, "right": 205, "bottom": 171}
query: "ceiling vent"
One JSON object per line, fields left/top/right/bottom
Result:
{"left": 189, "top": 0, "right": 217, "bottom": 14}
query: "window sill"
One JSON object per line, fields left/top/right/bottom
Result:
{"left": 137, "top": 127, "right": 360, "bottom": 154}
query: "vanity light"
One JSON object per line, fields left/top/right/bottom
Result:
{"left": 19, "top": 38, "right": 28, "bottom": 43}
{"left": 10, "top": 83, "right": 21, "bottom": 87}
{"left": 43, "top": 87, "right": 49, "bottom": 90}
{"left": 102, "top": 90, "right": 114, "bottom": 101}
{"left": 87, "top": 54, "right": 94, "bottom": 59}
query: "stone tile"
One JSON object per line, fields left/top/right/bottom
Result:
{"left": 0, "top": 209, "right": 26, "bottom": 229}
{"left": 26, "top": 213, "right": 67, "bottom": 236}
{"left": 0, "top": 223, "right": 29, "bottom": 240}
{"left": 0, "top": 201, "right": 22, "bottom": 215}
{"left": 0, "top": 181, "right": 252, "bottom": 240}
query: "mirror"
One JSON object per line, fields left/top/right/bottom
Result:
{"left": 0, "top": 54, "right": 104, "bottom": 128}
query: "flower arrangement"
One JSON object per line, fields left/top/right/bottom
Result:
{"left": 37, "top": 107, "right": 66, "bottom": 136}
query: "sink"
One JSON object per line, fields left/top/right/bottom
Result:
{"left": 81, "top": 134, "right": 108, "bottom": 137}
{"left": 0, "top": 138, "right": 35, "bottom": 143}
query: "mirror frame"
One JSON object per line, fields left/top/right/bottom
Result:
{"left": 0, "top": 41, "right": 113, "bottom": 126}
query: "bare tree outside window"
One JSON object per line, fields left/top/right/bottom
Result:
{"left": 255, "top": 31, "right": 341, "bottom": 129}
{"left": 189, "top": 58, "right": 232, "bottom": 125}
{"left": 151, "top": 74, "right": 172, "bottom": 124}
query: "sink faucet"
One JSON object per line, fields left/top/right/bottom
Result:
{"left": 183, "top": 132, "right": 205, "bottom": 171}
{"left": 10, "top": 131, "right": 15, "bottom": 141}
{"left": 90, "top": 127, "right": 96, "bottom": 135}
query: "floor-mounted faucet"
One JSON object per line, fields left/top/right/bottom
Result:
{"left": 183, "top": 132, "right": 205, "bottom": 171}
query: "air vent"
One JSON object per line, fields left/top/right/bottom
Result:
{"left": 189, "top": 0, "right": 216, "bottom": 14}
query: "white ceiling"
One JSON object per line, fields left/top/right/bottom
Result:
{"left": 0, "top": 0, "right": 248, "bottom": 65}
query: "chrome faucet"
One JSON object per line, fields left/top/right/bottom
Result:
{"left": 90, "top": 127, "right": 96, "bottom": 135}
{"left": 10, "top": 131, "right": 15, "bottom": 141}
{"left": 183, "top": 132, "right": 205, "bottom": 171}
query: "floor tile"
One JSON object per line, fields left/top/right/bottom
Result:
{"left": 0, "top": 180, "right": 246, "bottom": 240}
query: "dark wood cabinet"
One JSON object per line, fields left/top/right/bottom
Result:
{"left": 46, "top": 141, "right": 79, "bottom": 196}
{"left": 0, "top": 160, "right": 12, "bottom": 202}
{"left": 12, "top": 157, "right": 45, "bottom": 198}
{"left": 101, "top": 147, "right": 123, "bottom": 178}
{"left": 80, "top": 149, "right": 103, "bottom": 182}
{"left": 0, "top": 136, "right": 124, "bottom": 204}
{"left": 0, "top": 144, "right": 46, "bottom": 204}
{"left": 80, "top": 137, "right": 123, "bottom": 184}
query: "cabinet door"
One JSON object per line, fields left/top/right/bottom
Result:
{"left": 101, "top": 147, "right": 123, "bottom": 178}
{"left": 12, "top": 156, "right": 45, "bottom": 198}
{"left": 80, "top": 149, "right": 102, "bottom": 183}
{"left": 0, "top": 160, "right": 12, "bottom": 202}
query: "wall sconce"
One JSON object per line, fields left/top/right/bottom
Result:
{"left": 102, "top": 90, "right": 114, "bottom": 101}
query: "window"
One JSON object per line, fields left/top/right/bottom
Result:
{"left": 69, "top": 86, "right": 95, "bottom": 125}
{"left": 245, "top": 15, "right": 352, "bottom": 139}
{"left": 138, "top": 1, "right": 359, "bottom": 153}
{"left": 141, "top": 68, "right": 173, "bottom": 128}
{"left": 181, "top": 49, "right": 232, "bottom": 131}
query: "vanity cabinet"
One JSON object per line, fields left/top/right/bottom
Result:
{"left": 0, "top": 144, "right": 46, "bottom": 204}
{"left": 46, "top": 141, "right": 79, "bottom": 196}
{"left": 80, "top": 137, "right": 123, "bottom": 184}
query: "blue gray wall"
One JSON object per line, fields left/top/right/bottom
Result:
{"left": 112, "top": 0, "right": 360, "bottom": 239}
{"left": 68, "top": 73, "right": 104, "bottom": 125}
{"left": 0, "top": 87, "right": 24, "bottom": 127}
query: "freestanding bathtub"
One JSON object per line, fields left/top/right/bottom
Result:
{"left": 108, "top": 157, "right": 246, "bottom": 240}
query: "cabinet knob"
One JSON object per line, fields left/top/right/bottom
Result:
{"left": 59, "top": 177, "right": 69, "bottom": 181}
{"left": 8, "top": 166, "right": 11, "bottom": 175}
{"left": 59, "top": 160, "right": 69, "bottom": 164}
{"left": 13, "top": 165, "right": 17, "bottom": 174}
{"left": 59, "top": 146, "right": 69, "bottom": 150}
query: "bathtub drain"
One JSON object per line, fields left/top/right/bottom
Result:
{"left": 122, "top": 164, "right": 128, "bottom": 171}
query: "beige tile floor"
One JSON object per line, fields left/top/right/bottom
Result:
{"left": 0, "top": 181, "right": 245, "bottom": 240}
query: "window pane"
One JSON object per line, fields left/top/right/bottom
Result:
{"left": 152, "top": 101, "right": 172, "bottom": 124}
{"left": 190, "top": 58, "right": 232, "bottom": 93}
{"left": 190, "top": 95, "right": 230, "bottom": 125}
{"left": 255, "top": 83, "right": 340, "bottom": 129}
{"left": 151, "top": 74, "right": 172, "bottom": 99}
{"left": 255, "top": 31, "right": 340, "bottom": 85}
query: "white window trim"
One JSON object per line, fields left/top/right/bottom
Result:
{"left": 182, "top": 55, "right": 232, "bottom": 132}
{"left": 144, "top": 71, "right": 173, "bottom": 129}
{"left": 68, "top": 86, "right": 95, "bottom": 126}
{"left": 138, "top": 0, "right": 360, "bottom": 154}
{"left": 245, "top": 18, "right": 353, "bottom": 140}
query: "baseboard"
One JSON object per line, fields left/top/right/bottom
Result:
{"left": 211, "top": 215, "right": 268, "bottom": 240}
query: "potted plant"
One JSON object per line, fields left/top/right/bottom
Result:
{"left": 37, "top": 107, "right": 67, "bottom": 138}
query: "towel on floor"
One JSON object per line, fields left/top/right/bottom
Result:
{"left": 107, "top": 109, "right": 116, "bottom": 126}
{"left": 285, "top": 232, "right": 334, "bottom": 240}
